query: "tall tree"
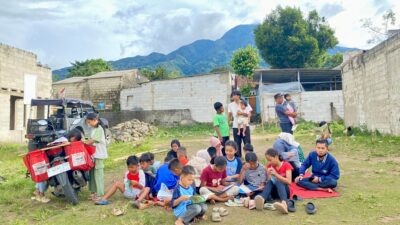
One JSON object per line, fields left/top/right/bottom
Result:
{"left": 140, "top": 65, "right": 181, "bottom": 81}
{"left": 230, "top": 45, "right": 260, "bottom": 78}
{"left": 361, "top": 9, "right": 396, "bottom": 44}
{"left": 254, "top": 6, "right": 338, "bottom": 68}
{"left": 68, "top": 59, "right": 112, "bottom": 78}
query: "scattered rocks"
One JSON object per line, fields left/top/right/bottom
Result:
{"left": 110, "top": 119, "right": 157, "bottom": 143}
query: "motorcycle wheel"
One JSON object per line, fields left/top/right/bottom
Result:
{"left": 56, "top": 172, "right": 79, "bottom": 205}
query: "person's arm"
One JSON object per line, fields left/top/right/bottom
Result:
{"left": 238, "top": 163, "right": 249, "bottom": 184}
{"left": 296, "top": 153, "right": 312, "bottom": 182}
{"left": 269, "top": 167, "right": 291, "bottom": 185}
{"left": 319, "top": 161, "right": 340, "bottom": 182}
{"left": 214, "top": 126, "right": 222, "bottom": 140}
{"left": 235, "top": 158, "right": 243, "bottom": 178}
{"left": 130, "top": 180, "right": 144, "bottom": 190}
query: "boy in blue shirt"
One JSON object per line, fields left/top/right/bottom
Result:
{"left": 224, "top": 141, "right": 242, "bottom": 183}
{"left": 171, "top": 165, "right": 207, "bottom": 225}
{"left": 295, "top": 139, "right": 340, "bottom": 192}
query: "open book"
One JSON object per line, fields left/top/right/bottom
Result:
{"left": 239, "top": 184, "right": 263, "bottom": 194}
{"left": 190, "top": 195, "right": 207, "bottom": 204}
{"left": 210, "top": 184, "right": 235, "bottom": 195}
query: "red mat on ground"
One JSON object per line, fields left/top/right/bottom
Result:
{"left": 289, "top": 174, "right": 340, "bottom": 199}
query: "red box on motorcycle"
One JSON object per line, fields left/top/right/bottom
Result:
{"left": 23, "top": 150, "right": 49, "bottom": 182}
{"left": 84, "top": 144, "right": 96, "bottom": 156}
{"left": 64, "top": 141, "right": 94, "bottom": 171}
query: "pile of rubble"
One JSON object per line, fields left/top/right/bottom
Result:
{"left": 110, "top": 119, "right": 157, "bottom": 143}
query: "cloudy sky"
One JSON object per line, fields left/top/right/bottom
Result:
{"left": 0, "top": 0, "right": 399, "bottom": 69}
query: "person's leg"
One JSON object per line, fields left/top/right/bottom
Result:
{"left": 221, "top": 136, "right": 229, "bottom": 156}
{"left": 244, "top": 125, "right": 251, "bottom": 144}
{"left": 233, "top": 128, "right": 242, "bottom": 158}
{"left": 89, "top": 168, "right": 97, "bottom": 195}
{"left": 196, "top": 203, "right": 208, "bottom": 220}
{"left": 102, "top": 181, "right": 125, "bottom": 200}
{"left": 94, "top": 159, "right": 105, "bottom": 196}
{"left": 257, "top": 180, "right": 274, "bottom": 201}
{"left": 274, "top": 180, "right": 289, "bottom": 201}
{"left": 226, "top": 186, "right": 240, "bottom": 197}
{"left": 316, "top": 179, "right": 337, "bottom": 192}
{"left": 279, "top": 123, "right": 293, "bottom": 134}
{"left": 134, "top": 187, "right": 152, "bottom": 209}
{"left": 242, "top": 124, "right": 247, "bottom": 136}
{"left": 237, "top": 124, "right": 241, "bottom": 135}
{"left": 180, "top": 204, "right": 202, "bottom": 224}
{"left": 289, "top": 162, "right": 300, "bottom": 182}
{"left": 297, "top": 179, "right": 319, "bottom": 191}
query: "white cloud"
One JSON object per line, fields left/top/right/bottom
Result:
{"left": 0, "top": 0, "right": 399, "bottom": 69}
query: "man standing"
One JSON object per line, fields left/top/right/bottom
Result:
{"left": 274, "top": 93, "right": 296, "bottom": 134}
{"left": 228, "top": 91, "right": 252, "bottom": 158}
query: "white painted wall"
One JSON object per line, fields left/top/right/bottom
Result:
{"left": 120, "top": 72, "right": 234, "bottom": 122}
{"left": 260, "top": 90, "right": 344, "bottom": 123}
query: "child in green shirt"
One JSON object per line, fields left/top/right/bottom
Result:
{"left": 213, "top": 102, "right": 230, "bottom": 155}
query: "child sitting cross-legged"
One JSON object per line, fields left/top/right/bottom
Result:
{"left": 172, "top": 165, "right": 208, "bottom": 225}
{"left": 254, "top": 148, "right": 293, "bottom": 214}
{"left": 95, "top": 155, "right": 152, "bottom": 209}
{"left": 199, "top": 156, "right": 240, "bottom": 202}
{"left": 238, "top": 152, "right": 267, "bottom": 197}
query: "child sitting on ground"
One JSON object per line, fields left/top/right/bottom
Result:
{"left": 238, "top": 152, "right": 267, "bottom": 197}
{"left": 237, "top": 100, "right": 250, "bottom": 136}
{"left": 95, "top": 156, "right": 152, "bottom": 209}
{"left": 295, "top": 139, "right": 340, "bottom": 193}
{"left": 139, "top": 153, "right": 155, "bottom": 189}
{"left": 254, "top": 148, "right": 293, "bottom": 214}
{"left": 167, "top": 139, "right": 181, "bottom": 159}
{"left": 199, "top": 156, "right": 240, "bottom": 202}
{"left": 177, "top": 147, "right": 189, "bottom": 166}
{"left": 152, "top": 158, "right": 183, "bottom": 207}
{"left": 148, "top": 152, "right": 161, "bottom": 173}
{"left": 243, "top": 143, "right": 254, "bottom": 156}
{"left": 172, "top": 165, "right": 208, "bottom": 225}
{"left": 224, "top": 141, "right": 242, "bottom": 183}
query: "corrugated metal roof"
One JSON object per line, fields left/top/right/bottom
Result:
{"left": 53, "top": 69, "right": 148, "bottom": 84}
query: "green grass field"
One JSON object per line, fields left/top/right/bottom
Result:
{"left": 1, "top": 123, "right": 400, "bottom": 225}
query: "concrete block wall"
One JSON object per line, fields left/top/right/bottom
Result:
{"left": 342, "top": 33, "right": 400, "bottom": 135}
{"left": 0, "top": 43, "right": 51, "bottom": 143}
{"left": 260, "top": 90, "right": 344, "bottom": 123}
{"left": 121, "top": 72, "right": 233, "bottom": 122}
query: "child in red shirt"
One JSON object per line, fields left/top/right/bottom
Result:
{"left": 177, "top": 147, "right": 189, "bottom": 166}
{"left": 95, "top": 155, "right": 152, "bottom": 209}
{"left": 254, "top": 148, "right": 293, "bottom": 214}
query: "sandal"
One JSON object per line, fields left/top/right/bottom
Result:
{"left": 211, "top": 208, "right": 222, "bottom": 222}
{"left": 95, "top": 200, "right": 111, "bottom": 205}
{"left": 248, "top": 200, "right": 256, "bottom": 210}
{"left": 264, "top": 203, "right": 276, "bottom": 211}
{"left": 243, "top": 197, "right": 250, "bottom": 208}
{"left": 111, "top": 208, "right": 125, "bottom": 216}
{"left": 224, "top": 199, "right": 243, "bottom": 207}
{"left": 215, "top": 207, "right": 229, "bottom": 216}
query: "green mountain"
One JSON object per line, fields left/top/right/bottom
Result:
{"left": 53, "top": 24, "right": 358, "bottom": 80}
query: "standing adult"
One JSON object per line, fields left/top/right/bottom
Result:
{"left": 228, "top": 90, "right": 252, "bottom": 158}
{"left": 274, "top": 93, "right": 296, "bottom": 134}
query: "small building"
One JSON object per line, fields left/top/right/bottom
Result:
{"left": 342, "top": 32, "right": 400, "bottom": 135}
{"left": 0, "top": 43, "right": 52, "bottom": 142}
{"left": 254, "top": 69, "right": 343, "bottom": 123}
{"left": 120, "top": 72, "right": 235, "bottom": 123}
{"left": 52, "top": 69, "right": 148, "bottom": 111}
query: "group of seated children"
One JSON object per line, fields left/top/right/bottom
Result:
{"left": 95, "top": 137, "right": 339, "bottom": 224}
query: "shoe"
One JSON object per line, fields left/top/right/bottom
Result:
{"left": 273, "top": 202, "right": 288, "bottom": 214}
{"left": 95, "top": 200, "right": 111, "bottom": 205}
{"left": 306, "top": 202, "right": 317, "bottom": 214}
{"left": 287, "top": 200, "right": 296, "bottom": 212}
{"left": 40, "top": 196, "right": 51, "bottom": 203}
{"left": 254, "top": 195, "right": 264, "bottom": 211}
{"left": 292, "top": 195, "right": 303, "bottom": 202}
{"left": 243, "top": 197, "right": 250, "bottom": 208}
{"left": 264, "top": 203, "right": 276, "bottom": 211}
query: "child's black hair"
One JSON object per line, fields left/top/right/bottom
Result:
{"left": 316, "top": 139, "right": 329, "bottom": 147}
{"left": 147, "top": 152, "right": 155, "bottom": 161}
{"left": 139, "top": 153, "right": 152, "bottom": 163}
{"left": 66, "top": 128, "right": 82, "bottom": 141}
{"left": 274, "top": 93, "right": 283, "bottom": 100}
{"left": 164, "top": 154, "right": 175, "bottom": 163}
{"left": 243, "top": 143, "right": 254, "bottom": 152}
{"left": 224, "top": 140, "right": 238, "bottom": 151}
{"left": 265, "top": 148, "right": 283, "bottom": 161}
{"left": 127, "top": 155, "right": 139, "bottom": 166}
{"left": 214, "top": 102, "right": 223, "bottom": 111}
{"left": 86, "top": 112, "right": 99, "bottom": 127}
{"left": 181, "top": 165, "right": 196, "bottom": 176}
{"left": 284, "top": 93, "right": 291, "bottom": 99}
{"left": 170, "top": 139, "right": 181, "bottom": 148}
{"left": 245, "top": 152, "right": 258, "bottom": 163}
{"left": 168, "top": 158, "right": 183, "bottom": 171}
{"left": 214, "top": 156, "right": 227, "bottom": 168}
{"left": 207, "top": 147, "right": 217, "bottom": 164}
{"left": 240, "top": 99, "right": 248, "bottom": 107}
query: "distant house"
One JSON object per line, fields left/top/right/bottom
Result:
{"left": 52, "top": 69, "right": 148, "bottom": 111}
{"left": 0, "top": 43, "right": 52, "bottom": 143}
{"left": 254, "top": 68, "right": 343, "bottom": 123}
{"left": 120, "top": 72, "right": 236, "bottom": 123}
